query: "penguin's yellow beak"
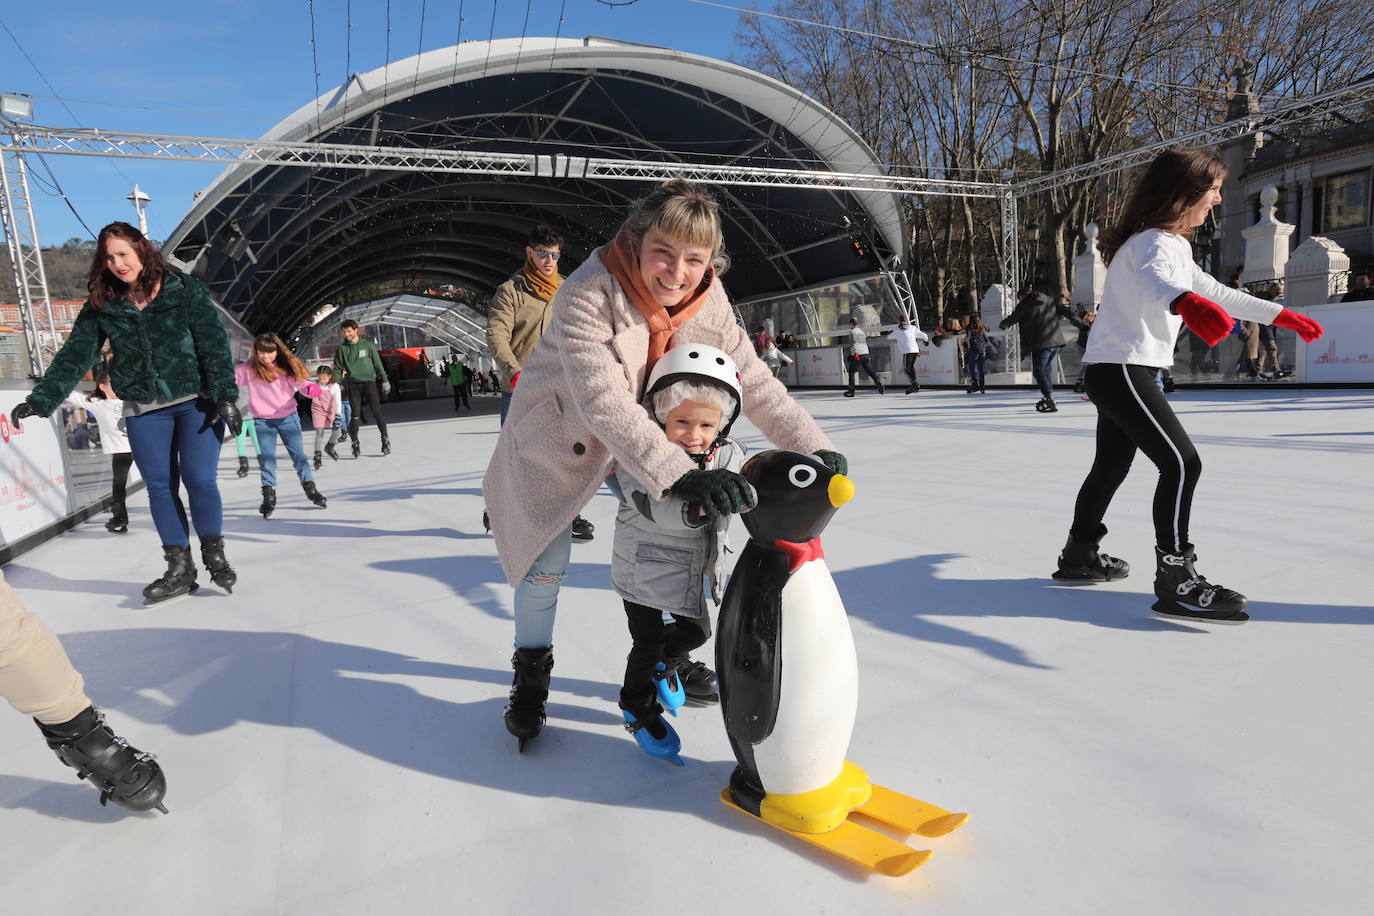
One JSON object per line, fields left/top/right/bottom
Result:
{"left": 828, "top": 474, "right": 854, "bottom": 507}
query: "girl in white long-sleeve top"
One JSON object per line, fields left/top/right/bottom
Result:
{"left": 64, "top": 372, "right": 133, "bottom": 533}
{"left": 1052, "top": 147, "right": 1324, "bottom": 624}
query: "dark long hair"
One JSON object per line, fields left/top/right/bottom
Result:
{"left": 1098, "top": 148, "right": 1227, "bottom": 264}
{"left": 88, "top": 222, "right": 166, "bottom": 308}
{"left": 247, "top": 332, "right": 310, "bottom": 384}
{"left": 86, "top": 370, "right": 113, "bottom": 400}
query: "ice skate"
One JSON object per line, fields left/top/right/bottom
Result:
{"left": 236, "top": 456, "right": 250, "bottom": 478}
{"left": 1152, "top": 547, "right": 1249, "bottom": 624}
{"left": 312, "top": 450, "right": 322, "bottom": 470}
{"left": 199, "top": 535, "right": 236, "bottom": 594}
{"left": 381, "top": 437, "right": 391, "bottom": 456}
{"left": 665, "top": 655, "right": 719, "bottom": 705}
{"left": 324, "top": 441, "right": 339, "bottom": 461}
{"left": 1035, "top": 397, "right": 1058, "bottom": 412}
{"left": 1053, "top": 525, "right": 1130, "bottom": 582}
{"left": 571, "top": 515, "right": 594, "bottom": 543}
{"left": 142, "top": 545, "right": 199, "bottom": 607}
{"left": 351, "top": 439, "right": 361, "bottom": 459}
{"left": 36, "top": 706, "right": 168, "bottom": 814}
{"left": 505, "top": 648, "right": 554, "bottom": 750}
{"left": 653, "top": 661, "right": 686, "bottom": 715}
{"left": 302, "top": 480, "right": 328, "bottom": 508}
{"left": 259, "top": 485, "right": 277, "bottom": 519}
{"left": 620, "top": 700, "right": 683, "bottom": 766}
{"left": 105, "top": 502, "right": 128, "bottom": 534}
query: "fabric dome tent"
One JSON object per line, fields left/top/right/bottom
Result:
{"left": 164, "top": 36, "right": 907, "bottom": 333}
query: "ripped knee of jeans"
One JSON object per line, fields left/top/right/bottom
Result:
{"left": 523, "top": 570, "right": 566, "bottom": 586}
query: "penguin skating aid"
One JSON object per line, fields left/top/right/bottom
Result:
{"left": 715, "top": 451, "right": 968, "bottom": 876}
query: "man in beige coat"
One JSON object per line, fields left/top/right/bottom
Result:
{"left": 484, "top": 179, "right": 842, "bottom": 748}
{"left": 485, "top": 224, "right": 593, "bottom": 542}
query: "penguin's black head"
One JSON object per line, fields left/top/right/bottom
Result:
{"left": 740, "top": 450, "right": 855, "bottom": 544}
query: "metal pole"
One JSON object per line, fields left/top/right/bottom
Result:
{"left": 0, "top": 145, "right": 57, "bottom": 377}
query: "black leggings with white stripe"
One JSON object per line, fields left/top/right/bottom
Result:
{"left": 1070, "top": 363, "right": 1201, "bottom": 553}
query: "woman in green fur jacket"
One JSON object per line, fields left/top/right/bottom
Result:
{"left": 13, "top": 222, "right": 244, "bottom": 606}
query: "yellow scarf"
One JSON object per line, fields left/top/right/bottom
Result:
{"left": 522, "top": 256, "right": 562, "bottom": 303}
{"left": 599, "top": 225, "right": 713, "bottom": 374}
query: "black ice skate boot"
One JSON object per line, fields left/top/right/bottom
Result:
{"left": 236, "top": 456, "right": 250, "bottom": 478}
{"left": 842, "top": 387, "right": 855, "bottom": 398}
{"left": 199, "top": 535, "right": 237, "bottom": 594}
{"left": 259, "top": 485, "right": 277, "bottom": 518}
{"left": 380, "top": 437, "right": 392, "bottom": 456}
{"left": 571, "top": 515, "right": 594, "bottom": 543}
{"left": 1053, "top": 525, "right": 1130, "bottom": 582}
{"left": 876, "top": 380, "right": 886, "bottom": 395}
{"left": 351, "top": 438, "right": 361, "bottom": 458}
{"left": 1035, "top": 396, "right": 1058, "bottom": 412}
{"left": 312, "top": 450, "right": 322, "bottom": 470}
{"left": 1152, "top": 546, "right": 1249, "bottom": 624}
{"left": 105, "top": 502, "right": 128, "bottom": 534}
{"left": 665, "top": 655, "right": 719, "bottom": 705}
{"left": 302, "top": 480, "right": 328, "bottom": 508}
{"left": 324, "top": 441, "right": 339, "bottom": 461}
{"left": 505, "top": 648, "right": 554, "bottom": 750}
{"left": 36, "top": 706, "right": 168, "bottom": 813}
{"left": 142, "top": 545, "right": 199, "bottom": 607}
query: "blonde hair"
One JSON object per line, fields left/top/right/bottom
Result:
{"left": 626, "top": 179, "right": 730, "bottom": 275}
{"left": 652, "top": 381, "right": 736, "bottom": 425}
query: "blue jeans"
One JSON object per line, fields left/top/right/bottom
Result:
{"left": 967, "top": 351, "right": 987, "bottom": 388}
{"left": 499, "top": 391, "right": 513, "bottom": 425}
{"left": 255, "top": 413, "right": 313, "bottom": 488}
{"left": 124, "top": 398, "right": 225, "bottom": 546}
{"left": 514, "top": 524, "right": 573, "bottom": 649}
{"left": 1031, "top": 346, "right": 1062, "bottom": 398}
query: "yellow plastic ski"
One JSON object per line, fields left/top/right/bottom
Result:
{"left": 854, "top": 783, "right": 970, "bottom": 838}
{"left": 719, "top": 788, "right": 933, "bottom": 877}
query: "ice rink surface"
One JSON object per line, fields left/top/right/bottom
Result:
{"left": 2, "top": 386, "right": 1371, "bottom": 914}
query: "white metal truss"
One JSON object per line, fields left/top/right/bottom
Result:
{"left": 0, "top": 147, "right": 57, "bottom": 376}
{"left": 0, "top": 121, "right": 1008, "bottom": 199}
{"left": 1012, "top": 75, "right": 1374, "bottom": 197}
{"left": 997, "top": 190, "right": 1021, "bottom": 369}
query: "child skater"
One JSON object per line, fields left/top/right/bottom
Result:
{"left": 232, "top": 409, "right": 261, "bottom": 478}
{"left": 310, "top": 365, "right": 342, "bottom": 469}
{"left": 1053, "top": 147, "right": 1323, "bottom": 624}
{"left": 234, "top": 333, "right": 328, "bottom": 518}
{"left": 64, "top": 372, "right": 133, "bottom": 533}
{"left": 611, "top": 344, "right": 748, "bottom": 763}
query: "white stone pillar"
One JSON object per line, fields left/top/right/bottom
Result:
{"left": 1071, "top": 223, "right": 1107, "bottom": 309}
{"left": 1283, "top": 236, "right": 1350, "bottom": 307}
{"left": 1240, "top": 185, "right": 1296, "bottom": 285}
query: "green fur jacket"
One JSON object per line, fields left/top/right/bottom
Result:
{"left": 26, "top": 268, "right": 239, "bottom": 416}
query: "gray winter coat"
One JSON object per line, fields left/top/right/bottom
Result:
{"left": 610, "top": 439, "right": 746, "bottom": 618}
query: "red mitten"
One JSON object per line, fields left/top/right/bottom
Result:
{"left": 1173, "top": 293, "right": 1233, "bottom": 347}
{"left": 509, "top": 371, "right": 520, "bottom": 388}
{"left": 1272, "top": 308, "right": 1324, "bottom": 343}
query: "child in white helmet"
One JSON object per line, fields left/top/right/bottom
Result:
{"left": 610, "top": 344, "right": 750, "bottom": 765}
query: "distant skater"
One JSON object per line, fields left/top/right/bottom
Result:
{"left": 235, "top": 333, "right": 328, "bottom": 518}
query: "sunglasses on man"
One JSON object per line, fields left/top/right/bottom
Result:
{"left": 533, "top": 249, "right": 561, "bottom": 261}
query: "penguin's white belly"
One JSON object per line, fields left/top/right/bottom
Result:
{"left": 753, "top": 560, "right": 858, "bottom": 796}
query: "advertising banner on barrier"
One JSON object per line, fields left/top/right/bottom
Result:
{"left": 0, "top": 390, "right": 71, "bottom": 547}
{"left": 1296, "top": 303, "right": 1374, "bottom": 384}
{"left": 794, "top": 346, "right": 846, "bottom": 386}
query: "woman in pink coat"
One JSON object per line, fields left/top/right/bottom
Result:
{"left": 483, "top": 180, "right": 843, "bottom": 747}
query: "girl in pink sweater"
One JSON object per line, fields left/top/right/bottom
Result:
{"left": 234, "top": 333, "right": 328, "bottom": 518}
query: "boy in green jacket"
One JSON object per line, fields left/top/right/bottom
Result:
{"left": 334, "top": 319, "right": 391, "bottom": 456}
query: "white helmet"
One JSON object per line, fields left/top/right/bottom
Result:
{"left": 642, "top": 343, "right": 743, "bottom": 439}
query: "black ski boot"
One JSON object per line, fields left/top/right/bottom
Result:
{"left": 259, "top": 485, "right": 277, "bottom": 518}
{"left": 1035, "top": 397, "right": 1058, "bottom": 412}
{"left": 199, "top": 536, "right": 236, "bottom": 594}
{"left": 302, "top": 480, "right": 327, "bottom": 508}
{"left": 665, "top": 655, "right": 719, "bottom": 705}
{"left": 105, "top": 502, "right": 128, "bottom": 534}
{"left": 1152, "top": 546, "right": 1249, "bottom": 624}
{"left": 236, "top": 456, "right": 250, "bottom": 478}
{"left": 324, "top": 441, "right": 339, "bottom": 461}
{"left": 571, "top": 515, "right": 594, "bottom": 543}
{"left": 36, "top": 706, "right": 167, "bottom": 813}
{"left": 351, "top": 439, "right": 361, "bottom": 458}
{"left": 381, "top": 437, "right": 392, "bottom": 456}
{"left": 142, "top": 545, "right": 198, "bottom": 607}
{"left": 312, "top": 450, "right": 323, "bottom": 470}
{"left": 505, "top": 648, "right": 554, "bottom": 750}
{"left": 1053, "top": 524, "right": 1130, "bottom": 582}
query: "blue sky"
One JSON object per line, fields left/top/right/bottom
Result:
{"left": 0, "top": 0, "right": 751, "bottom": 246}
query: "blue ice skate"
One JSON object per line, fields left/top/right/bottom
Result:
{"left": 653, "top": 661, "right": 686, "bottom": 716}
{"left": 621, "top": 704, "right": 684, "bottom": 767}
